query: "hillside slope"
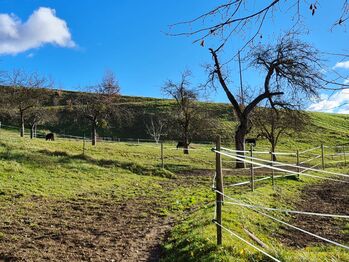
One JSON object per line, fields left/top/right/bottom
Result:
{"left": 0, "top": 86, "right": 348, "bottom": 147}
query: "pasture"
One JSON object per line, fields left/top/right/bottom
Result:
{"left": 0, "top": 124, "right": 348, "bottom": 261}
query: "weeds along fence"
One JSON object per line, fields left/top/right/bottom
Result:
{"left": 212, "top": 136, "right": 349, "bottom": 261}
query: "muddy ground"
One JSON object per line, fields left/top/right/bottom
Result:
{"left": 0, "top": 195, "right": 174, "bottom": 262}
{"left": 276, "top": 179, "right": 349, "bottom": 248}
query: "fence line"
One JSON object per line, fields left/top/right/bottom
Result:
{"left": 221, "top": 147, "right": 349, "bottom": 179}
{"left": 212, "top": 142, "right": 349, "bottom": 255}
{"left": 0, "top": 127, "right": 217, "bottom": 172}
{"left": 222, "top": 145, "right": 349, "bottom": 170}
{"left": 213, "top": 139, "right": 349, "bottom": 255}
{"left": 216, "top": 191, "right": 349, "bottom": 219}
{"left": 224, "top": 200, "right": 349, "bottom": 219}
{"left": 0, "top": 123, "right": 217, "bottom": 145}
{"left": 299, "top": 146, "right": 321, "bottom": 154}
{"left": 212, "top": 221, "right": 281, "bottom": 262}
{"left": 221, "top": 148, "right": 296, "bottom": 156}
{"left": 216, "top": 150, "right": 349, "bottom": 183}
{"left": 256, "top": 210, "right": 349, "bottom": 250}
{"left": 299, "top": 155, "right": 321, "bottom": 165}
{"left": 227, "top": 176, "right": 273, "bottom": 187}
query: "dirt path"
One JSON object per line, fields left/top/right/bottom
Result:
{"left": 276, "top": 180, "right": 349, "bottom": 248}
{"left": 0, "top": 196, "right": 173, "bottom": 262}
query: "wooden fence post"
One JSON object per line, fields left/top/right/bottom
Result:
{"left": 215, "top": 135, "right": 223, "bottom": 245}
{"left": 250, "top": 144, "right": 254, "bottom": 192}
{"left": 343, "top": 146, "right": 347, "bottom": 166}
{"left": 83, "top": 134, "right": 86, "bottom": 156}
{"left": 321, "top": 144, "right": 325, "bottom": 170}
{"left": 161, "top": 142, "right": 164, "bottom": 168}
{"left": 296, "top": 149, "right": 300, "bottom": 179}
{"left": 270, "top": 152, "right": 275, "bottom": 189}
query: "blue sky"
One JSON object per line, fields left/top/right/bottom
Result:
{"left": 0, "top": 0, "right": 348, "bottom": 111}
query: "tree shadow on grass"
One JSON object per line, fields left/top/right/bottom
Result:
{"left": 161, "top": 235, "right": 227, "bottom": 262}
{"left": 162, "top": 163, "right": 194, "bottom": 174}
{"left": 36, "top": 149, "right": 176, "bottom": 179}
{"left": 0, "top": 144, "right": 176, "bottom": 179}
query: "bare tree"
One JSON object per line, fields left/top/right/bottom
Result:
{"left": 3, "top": 69, "right": 52, "bottom": 137}
{"left": 207, "top": 36, "right": 326, "bottom": 167}
{"left": 252, "top": 106, "right": 308, "bottom": 161}
{"left": 171, "top": 1, "right": 349, "bottom": 90}
{"left": 169, "top": 1, "right": 349, "bottom": 167}
{"left": 79, "top": 71, "right": 121, "bottom": 145}
{"left": 27, "top": 107, "right": 52, "bottom": 139}
{"left": 170, "top": 1, "right": 349, "bottom": 51}
{"left": 162, "top": 71, "right": 199, "bottom": 154}
{"left": 145, "top": 114, "right": 166, "bottom": 143}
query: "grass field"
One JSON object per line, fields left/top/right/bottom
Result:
{"left": 0, "top": 112, "right": 349, "bottom": 261}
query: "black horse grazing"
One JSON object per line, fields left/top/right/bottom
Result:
{"left": 245, "top": 138, "right": 257, "bottom": 147}
{"left": 176, "top": 141, "right": 185, "bottom": 149}
{"left": 46, "top": 133, "right": 55, "bottom": 141}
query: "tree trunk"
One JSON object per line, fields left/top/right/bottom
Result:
{"left": 92, "top": 122, "right": 97, "bottom": 146}
{"left": 30, "top": 125, "right": 34, "bottom": 139}
{"left": 271, "top": 143, "right": 277, "bottom": 161}
{"left": 235, "top": 119, "right": 249, "bottom": 168}
{"left": 183, "top": 140, "right": 189, "bottom": 155}
{"left": 20, "top": 111, "right": 24, "bottom": 137}
{"left": 183, "top": 125, "right": 190, "bottom": 155}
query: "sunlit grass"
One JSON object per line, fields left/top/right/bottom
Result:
{"left": 0, "top": 125, "right": 349, "bottom": 261}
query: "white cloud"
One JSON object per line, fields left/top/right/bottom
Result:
{"left": 333, "top": 61, "right": 349, "bottom": 70}
{"left": 0, "top": 7, "right": 75, "bottom": 55}
{"left": 344, "top": 79, "right": 349, "bottom": 85}
{"left": 308, "top": 89, "right": 349, "bottom": 114}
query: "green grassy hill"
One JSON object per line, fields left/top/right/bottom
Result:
{"left": 1, "top": 86, "right": 349, "bottom": 148}
{"left": 0, "top": 86, "right": 236, "bottom": 141}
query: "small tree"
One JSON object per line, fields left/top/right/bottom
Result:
{"left": 145, "top": 113, "right": 167, "bottom": 143}
{"left": 163, "top": 71, "right": 199, "bottom": 154}
{"left": 3, "top": 69, "right": 52, "bottom": 137}
{"left": 252, "top": 106, "right": 308, "bottom": 161}
{"left": 27, "top": 107, "right": 51, "bottom": 139}
{"left": 79, "top": 71, "right": 120, "bottom": 145}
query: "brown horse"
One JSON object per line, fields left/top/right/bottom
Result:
{"left": 45, "top": 133, "right": 55, "bottom": 141}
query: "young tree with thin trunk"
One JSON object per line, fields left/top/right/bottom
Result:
{"left": 162, "top": 71, "right": 199, "bottom": 154}
{"left": 27, "top": 107, "right": 52, "bottom": 139}
{"left": 252, "top": 106, "right": 308, "bottom": 161}
{"left": 145, "top": 114, "right": 167, "bottom": 144}
{"left": 79, "top": 71, "right": 121, "bottom": 145}
{"left": 3, "top": 69, "right": 52, "bottom": 137}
